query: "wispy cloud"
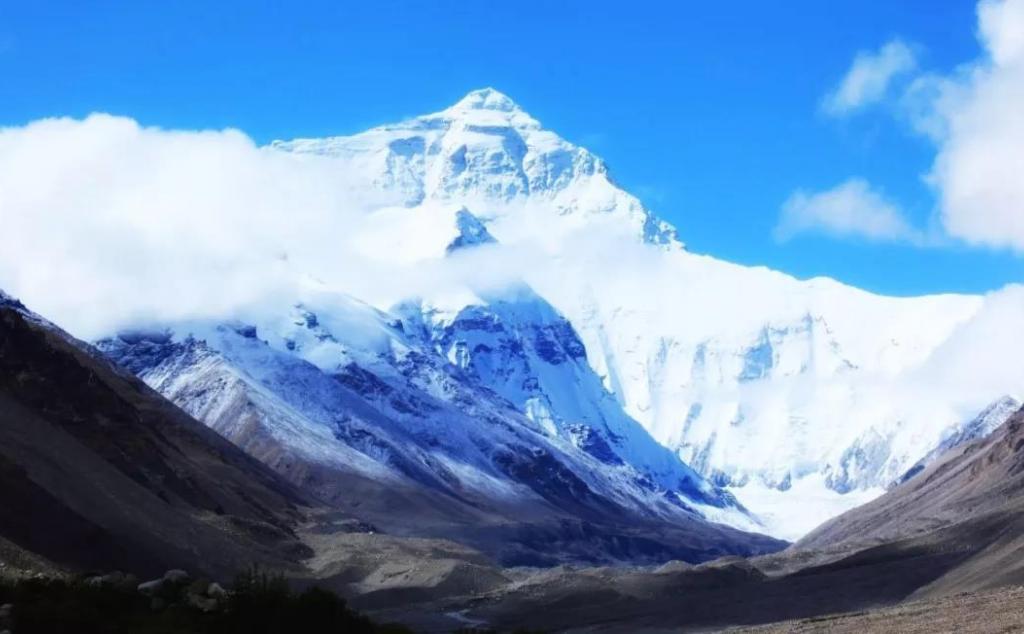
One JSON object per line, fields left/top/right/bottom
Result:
{"left": 822, "top": 39, "right": 917, "bottom": 116}
{"left": 776, "top": 178, "right": 923, "bottom": 244}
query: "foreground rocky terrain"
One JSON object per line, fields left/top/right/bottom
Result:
{"left": 0, "top": 566, "right": 408, "bottom": 634}
{"left": 358, "top": 402, "right": 1024, "bottom": 632}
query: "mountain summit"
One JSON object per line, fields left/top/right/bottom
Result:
{"left": 272, "top": 89, "right": 681, "bottom": 245}
{"left": 444, "top": 87, "right": 525, "bottom": 115}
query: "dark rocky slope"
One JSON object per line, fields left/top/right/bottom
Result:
{"left": 0, "top": 293, "right": 312, "bottom": 579}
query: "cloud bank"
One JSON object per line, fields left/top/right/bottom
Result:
{"left": 3, "top": 2, "right": 1022, "bottom": 342}
{"left": 0, "top": 113, "right": 616, "bottom": 338}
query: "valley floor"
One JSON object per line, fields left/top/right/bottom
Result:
{"left": 729, "top": 585, "right": 1024, "bottom": 633}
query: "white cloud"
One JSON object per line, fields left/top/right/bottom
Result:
{"left": 0, "top": 114, "right": 518, "bottom": 338}
{"left": 804, "top": 0, "right": 1024, "bottom": 252}
{"left": 915, "top": 0, "right": 1024, "bottom": 252}
{"left": 822, "top": 39, "right": 918, "bottom": 116}
{"left": 980, "top": 0, "right": 1024, "bottom": 65}
{"left": 776, "top": 178, "right": 922, "bottom": 243}
{"left": 907, "top": 284, "right": 1024, "bottom": 409}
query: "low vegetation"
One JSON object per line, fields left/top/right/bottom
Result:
{"left": 0, "top": 567, "right": 411, "bottom": 634}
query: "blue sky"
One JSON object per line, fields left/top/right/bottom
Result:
{"left": 1, "top": 0, "right": 1020, "bottom": 296}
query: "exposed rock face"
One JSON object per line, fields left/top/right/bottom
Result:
{"left": 446, "top": 208, "right": 496, "bottom": 253}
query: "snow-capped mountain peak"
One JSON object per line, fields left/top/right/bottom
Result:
{"left": 260, "top": 91, "right": 1024, "bottom": 541}
{"left": 438, "top": 87, "right": 534, "bottom": 122}
{"left": 271, "top": 89, "right": 680, "bottom": 247}
{"left": 83, "top": 90, "right": 1024, "bottom": 544}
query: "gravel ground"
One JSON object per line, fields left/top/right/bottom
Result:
{"left": 730, "top": 586, "right": 1024, "bottom": 633}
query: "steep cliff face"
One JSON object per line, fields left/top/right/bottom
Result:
{"left": 394, "top": 282, "right": 735, "bottom": 512}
